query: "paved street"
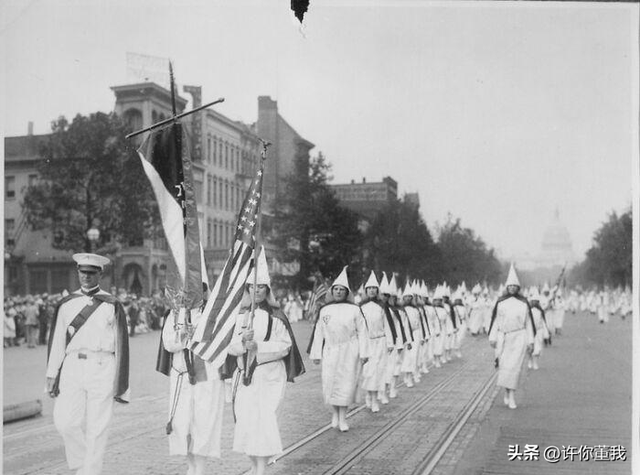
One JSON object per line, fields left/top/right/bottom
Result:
{"left": 3, "top": 310, "right": 634, "bottom": 475}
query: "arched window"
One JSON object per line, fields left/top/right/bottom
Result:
{"left": 123, "top": 108, "right": 143, "bottom": 131}
{"left": 213, "top": 137, "right": 217, "bottom": 165}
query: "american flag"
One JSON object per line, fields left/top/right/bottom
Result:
{"left": 188, "top": 164, "right": 263, "bottom": 366}
{"left": 306, "top": 276, "right": 328, "bottom": 322}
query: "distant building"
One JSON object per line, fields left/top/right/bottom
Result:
{"left": 511, "top": 208, "right": 578, "bottom": 272}
{"left": 404, "top": 192, "right": 420, "bottom": 209}
{"left": 329, "top": 176, "right": 398, "bottom": 221}
{"left": 256, "top": 96, "right": 314, "bottom": 216}
{"left": 537, "top": 208, "right": 577, "bottom": 267}
{"left": 4, "top": 85, "right": 308, "bottom": 296}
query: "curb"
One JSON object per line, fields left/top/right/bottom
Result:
{"left": 4, "top": 400, "right": 43, "bottom": 424}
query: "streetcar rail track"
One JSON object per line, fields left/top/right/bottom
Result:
{"left": 243, "top": 356, "right": 497, "bottom": 475}
{"left": 324, "top": 361, "right": 474, "bottom": 475}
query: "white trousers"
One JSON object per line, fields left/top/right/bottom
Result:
{"left": 53, "top": 353, "right": 116, "bottom": 475}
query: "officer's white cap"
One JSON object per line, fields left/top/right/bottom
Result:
{"left": 73, "top": 253, "right": 110, "bottom": 271}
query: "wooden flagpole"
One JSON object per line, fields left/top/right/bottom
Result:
{"left": 242, "top": 139, "right": 271, "bottom": 386}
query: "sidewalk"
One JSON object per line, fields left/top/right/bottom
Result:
{"left": 452, "top": 310, "right": 633, "bottom": 475}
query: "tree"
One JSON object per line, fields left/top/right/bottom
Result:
{"left": 436, "top": 214, "right": 503, "bottom": 286}
{"left": 363, "top": 197, "right": 442, "bottom": 284}
{"left": 576, "top": 208, "right": 632, "bottom": 288}
{"left": 271, "top": 152, "right": 362, "bottom": 288}
{"left": 22, "top": 112, "right": 161, "bottom": 252}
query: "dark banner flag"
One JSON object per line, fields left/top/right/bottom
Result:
{"left": 137, "top": 122, "right": 203, "bottom": 308}
{"left": 188, "top": 163, "right": 264, "bottom": 367}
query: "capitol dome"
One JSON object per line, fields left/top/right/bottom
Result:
{"left": 539, "top": 209, "right": 576, "bottom": 266}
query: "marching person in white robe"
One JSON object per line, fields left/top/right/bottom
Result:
{"left": 488, "top": 264, "right": 535, "bottom": 409}
{"left": 359, "top": 271, "right": 394, "bottom": 413}
{"left": 552, "top": 290, "right": 566, "bottom": 335}
{"left": 161, "top": 306, "right": 225, "bottom": 475}
{"left": 399, "top": 281, "right": 421, "bottom": 387}
{"left": 310, "top": 266, "right": 369, "bottom": 432}
{"left": 467, "top": 284, "right": 484, "bottom": 336}
{"left": 418, "top": 281, "right": 434, "bottom": 374}
{"left": 224, "top": 248, "right": 305, "bottom": 475}
{"left": 378, "top": 272, "right": 406, "bottom": 403}
{"left": 452, "top": 290, "right": 466, "bottom": 358}
{"left": 526, "top": 287, "right": 549, "bottom": 370}
{"left": 386, "top": 274, "right": 411, "bottom": 399}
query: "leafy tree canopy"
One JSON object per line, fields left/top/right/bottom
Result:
{"left": 435, "top": 213, "right": 503, "bottom": 287}
{"left": 22, "top": 112, "right": 161, "bottom": 252}
{"left": 271, "top": 152, "right": 362, "bottom": 289}
{"left": 569, "top": 208, "right": 632, "bottom": 289}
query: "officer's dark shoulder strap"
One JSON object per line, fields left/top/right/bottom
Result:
{"left": 67, "top": 298, "right": 105, "bottom": 344}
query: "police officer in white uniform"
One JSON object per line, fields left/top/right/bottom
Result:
{"left": 46, "top": 253, "right": 129, "bottom": 475}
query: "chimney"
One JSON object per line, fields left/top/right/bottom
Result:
{"left": 28, "top": 121, "right": 34, "bottom": 136}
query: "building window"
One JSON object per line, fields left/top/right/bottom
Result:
{"left": 124, "top": 108, "right": 143, "bottom": 131}
{"left": 213, "top": 222, "right": 218, "bottom": 247}
{"left": 51, "top": 269, "right": 68, "bottom": 294}
{"left": 207, "top": 137, "right": 212, "bottom": 163}
{"left": 213, "top": 138, "right": 217, "bottom": 165}
{"left": 225, "top": 144, "right": 229, "bottom": 169}
{"left": 212, "top": 175, "right": 218, "bottom": 208}
{"left": 5, "top": 176, "right": 15, "bottom": 199}
{"left": 28, "top": 174, "right": 38, "bottom": 187}
{"left": 5, "top": 218, "right": 15, "bottom": 233}
{"left": 8, "top": 265, "right": 17, "bottom": 281}
{"left": 5, "top": 218, "right": 15, "bottom": 247}
{"left": 30, "top": 269, "right": 48, "bottom": 294}
{"left": 225, "top": 181, "right": 229, "bottom": 210}
{"left": 218, "top": 178, "right": 223, "bottom": 208}
{"left": 207, "top": 174, "right": 212, "bottom": 205}
{"left": 207, "top": 220, "right": 212, "bottom": 248}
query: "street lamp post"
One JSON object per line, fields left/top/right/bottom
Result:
{"left": 87, "top": 227, "right": 100, "bottom": 253}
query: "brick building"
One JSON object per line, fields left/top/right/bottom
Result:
{"left": 329, "top": 176, "right": 398, "bottom": 222}
{"left": 4, "top": 84, "right": 311, "bottom": 296}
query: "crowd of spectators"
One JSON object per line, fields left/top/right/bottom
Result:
{"left": 3, "top": 286, "right": 318, "bottom": 349}
{"left": 3, "top": 288, "right": 168, "bottom": 348}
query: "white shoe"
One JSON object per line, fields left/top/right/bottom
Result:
{"left": 533, "top": 361, "right": 539, "bottom": 370}
{"left": 339, "top": 421, "right": 349, "bottom": 432}
{"left": 504, "top": 395, "right": 510, "bottom": 406}
{"left": 508, "top": 399, "right": 517, "bottom": 409}
{"left": 371, "top": 401, "right": 380, "bottom": 413}
{"left": 435, "top": 360, "right": 441, "bottom": 368}
{"left": 414, "top": 373, "right": 421, "bottom": 383}
{"left": 331, "top": 414, "right": 339, "bottom": 428}
{"left": 527, "top": 360, "right": 533, "bottom": 369}
{"left": 422, "top": 365, "right": 430, "bottom": 374}
{"left": 389, "top": 387, "right": 398, "bottom": 399}
{"left": 406, "top": 378, "right": 414, "bottom": 388}
{"left": 380, "top": 392, "right": 390, "bottom": 405}
{"left": 365, "top": 393, "right": 371, "bottom": 408}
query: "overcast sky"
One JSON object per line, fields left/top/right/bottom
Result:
{"left": 3, "top": 0, "right": 638, "bottom": 260}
